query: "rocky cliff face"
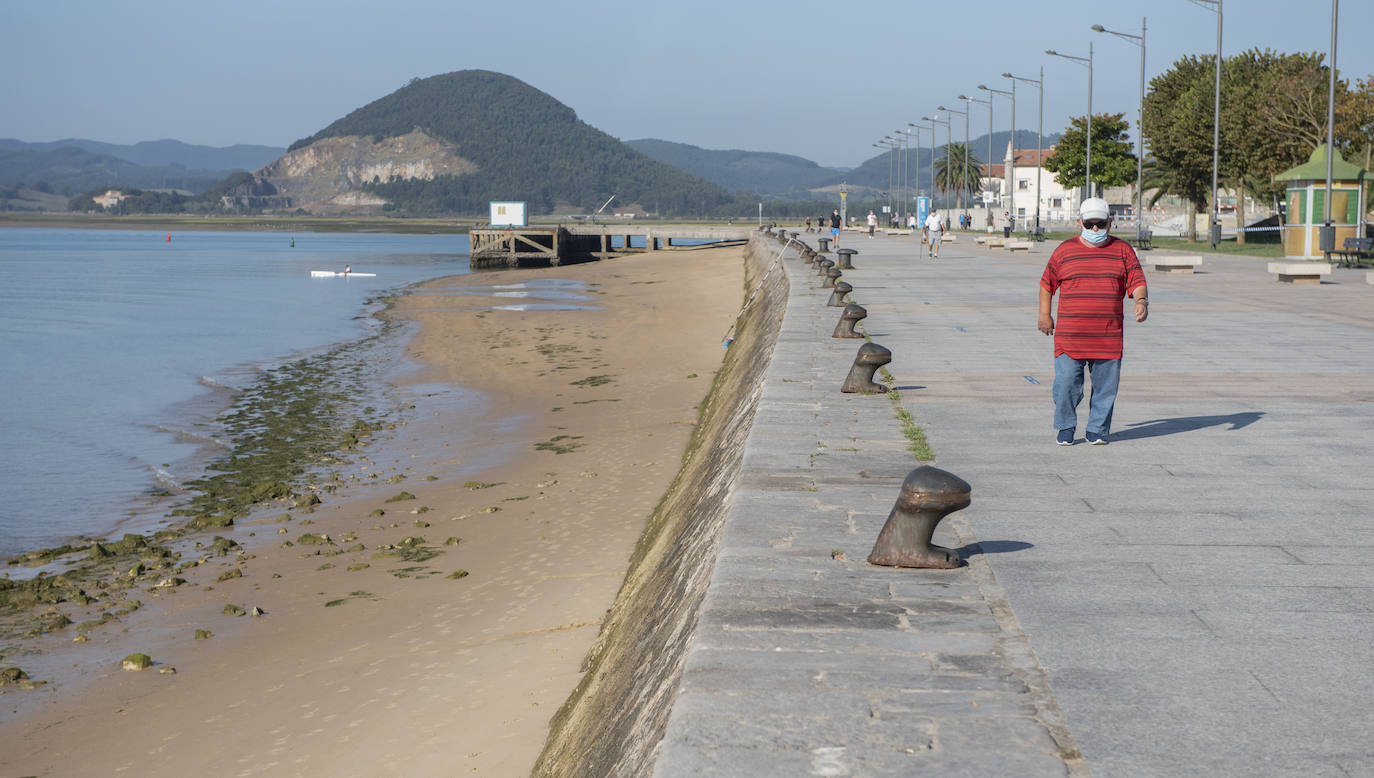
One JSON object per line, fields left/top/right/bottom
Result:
{"left": 241, "top": 129, "right": 475, "bottom": 213}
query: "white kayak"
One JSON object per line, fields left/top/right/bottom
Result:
{"left": 310, "top": 270, "right": 377, "bottom": 277}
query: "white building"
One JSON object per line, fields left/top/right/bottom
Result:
{"left": 978, "top": 142, "right": 1083, "bottom": 228}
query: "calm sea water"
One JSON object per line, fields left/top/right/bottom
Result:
{"left": 0, "top": 228, "right": 473, "bottom": 557}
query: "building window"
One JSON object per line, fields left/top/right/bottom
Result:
{"left": 1051, "top": 198, "right": 1063, "bottom": 208}
{"left": 1018, "top": 179, "right": 1030, "bottom": 190}
{"left": 1017, "top": 208, "right": 1026, "bottom": 218}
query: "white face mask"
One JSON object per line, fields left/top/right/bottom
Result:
{"left": 1080, "top": 221, "right": 1110, "bottom": 245}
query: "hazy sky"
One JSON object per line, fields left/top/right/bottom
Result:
{"left": 4, "top": 0, "right": 1370, "bottom": 168}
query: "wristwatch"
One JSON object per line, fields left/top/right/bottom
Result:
{"left": 1135, "top": 298, "right": 1148, "bottom": 304}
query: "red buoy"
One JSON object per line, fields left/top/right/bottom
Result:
{"left": 166, "top": 232, "right": 171, "bottom": 242}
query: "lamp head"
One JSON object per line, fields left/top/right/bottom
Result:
{"left": 957, "top": 94, "right": 969, "bottom": 100}
{"left": 1090, "top": 24, "right": 1105, "bottom": 32}
{"left": 1001, "top": 72, "right": 1013, "bottom": 78}
{"left": 937, "top": 105, "right": 948, "bottom": 111}
{"left": 1045, "top": 49, "right": 1057, "bottom": 56}
{"left": 977, "top": 84, "right": 989, "bottom": 91}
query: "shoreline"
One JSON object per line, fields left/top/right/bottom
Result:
{"left": 0, "top": 246, "right": 746, "bottom": 776}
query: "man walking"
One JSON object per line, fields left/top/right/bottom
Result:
{"left": 923, "top": 209, "right": 945, "bottom": 258}
{"left": 829, "top": 209, "right": 842, "bottom": 248}
{"left": 866, "top": 210, "right": 877, "bottom": 238}
{"left": 1038, "top": 198, "right": 1148, "bottom": 446}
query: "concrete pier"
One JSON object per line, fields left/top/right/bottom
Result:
{"left": 651, "top": 233, "right": 1374, "bottom": 776}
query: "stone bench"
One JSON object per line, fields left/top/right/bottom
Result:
{"left": 1152, "top": 255, "right": 1202, "bottom": 274}
{"left": 885, "top": 229, "right": 913, "bottom": 236}
{"left": 1267, "top": 262, "right": 1331, "bottom": 285}
{"left": 1004, "top": 239, "right": 1033, "bottom": 252}
{"left": 985, "top": 237, "right": 1005, "bottom": 249}
{"left": 974, "top": 236, "right": 989, "bottom": 245}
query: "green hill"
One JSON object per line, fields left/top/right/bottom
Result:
{"left": 289, "top": 70, "right": 734, "bottom": 216}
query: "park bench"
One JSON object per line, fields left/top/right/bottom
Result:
{"left": 1332, "top": 237, "right": 1373, "bottom": 266}
{"left": 1267, "top": 262, "right": 1331, "bottom": 285}
{"left": 1128, "top": 231, "right": 1154, "bottom": 251}
{"left": 1004, "top": 239, "right": 1034, "bottom": 252}
{"left": 1151, "top": 254, "right": 1202, "bottom": 274}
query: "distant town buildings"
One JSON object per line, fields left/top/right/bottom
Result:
{"left": 92, "top": 190, "right": 130, "bottom": 209}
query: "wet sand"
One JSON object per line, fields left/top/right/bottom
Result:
{"left": 0, "top": 246, "right": 744, "bottom": 776}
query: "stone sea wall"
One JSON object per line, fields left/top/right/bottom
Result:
{"left": 533, "top": 234, "right": 787, "bottom": 777}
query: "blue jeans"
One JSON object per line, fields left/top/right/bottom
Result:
{"left": 1052, "top": 354, "right": 1121, "bottom": 435}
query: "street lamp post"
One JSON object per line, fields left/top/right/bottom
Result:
{"left": 938, "top": 104, "right": 970, "bottom": 225}
{"left": 923, "top": 114, "right": 953, "bottom": 225}
{"left": 961, "top": 94, "right": 993, "bottom": 226}
{"left": 1189, "top": 0, "right": 1222, "bottom": 246}
{"left": 1005, "top": 69, "right": 1045, "bottom": 234}
{"left": 898, "top": 128, "right": 917, "bottom": 221}
{"left": 908, "top": 122, "right": 932, "bottom": 218}
{"left": 1046, "top": 45, "right": 1094, "bottom": 200}
{"left": 978, "top": 84, "right": 1015, "bottom": 218}
{"left": 875, "top": 139, "right": 898, "bottom": 218}
{"left": 1093, "top": 20, "right": 1147, "bottom": 242}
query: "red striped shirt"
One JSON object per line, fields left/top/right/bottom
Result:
{"left": 1040, "top": 236, "right": 1146, "bottom": 359}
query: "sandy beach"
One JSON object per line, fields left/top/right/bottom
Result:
{"left": 0, "top": 246, "right": 745, "bottom": 776}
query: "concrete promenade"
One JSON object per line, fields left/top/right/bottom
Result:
{"left": 653, "top": 230, "right": 1374, "bottom": 776}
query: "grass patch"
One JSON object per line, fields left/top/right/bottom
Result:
{"left": 880, "top": 367, "right": 934, "bottom": 461}
{"left": 535, "top": 435, "right": 584, "bottom": 454}
{"left": 570, "top": 375, "right": 612, "bottom": 388}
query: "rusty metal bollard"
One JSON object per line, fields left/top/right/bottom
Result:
{"left": 818, "top": 237, "right": 831, "bottom": 252}
{"left": 841, "top": 342, "right": 890, "bottom": 394}
{"left": 832, "top": 304, "right": 867, "bottom": 338}
{"left": 800, "top": 246, "right": 815, "bottom": 262}
{"left": 824, "top": 267, "right": 842, "bottom": 288}
{"left": 817, "top": 259, "right": 834, "bottom": 277}
{"left": 827, "top": 281, "right": 853, "bottom": 307}
{"left": 835, "top": 248, "right": 857, "bottom": 269}
{"left": 867, "top": 467, "right": 970, "bottom": 569}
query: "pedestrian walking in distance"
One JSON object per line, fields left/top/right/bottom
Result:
{"left": 829, "top": 209, "right": 842, "bottom": 248}
{"left": 867, "top": 210, "right": 877, "bottom": 238}
{"left": 1037, "top": 197, "right": 1148, "bottom": 446}
{"left": 923, "top": 209, "right": 945, "bottom": 258}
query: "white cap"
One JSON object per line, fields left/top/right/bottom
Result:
{"left": 1079, "top": 197, "right": 1111, "bottom": 220}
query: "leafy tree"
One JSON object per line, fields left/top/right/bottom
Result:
{"left": 1143, "top": 55, "right": 1217, "bottom": 241}
{"left": 1044, "top": 113, "right": 1137, "bottom": 196}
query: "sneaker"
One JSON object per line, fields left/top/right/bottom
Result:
{"left": 1086, "top": 431, "right": 1108, "bottom": 445}
{"left": 1056, "top": 428, "right": 1074, "bottom": 446}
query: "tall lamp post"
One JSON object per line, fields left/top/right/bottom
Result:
{"left": 938, "top": 103, "right": 970, "bottom": 225}
{"left": 908, "top": 122, "right": 932, "bottom": 218}
{"left": 1046, "top": 44, "right": 1094, "bottom": 200}
{"left": 875, "top": 139, "right": 898, "bottom": 217}
{"left": 897, "top": 128, "right": 916, "bottom": 220}
{"left": 923, "top": 114, "right": 953, "bottom": 225}
{"left": 1188, "top": 0, "right": 1222, "bottom": 246}
{"left": 1005, "top": 69, "right": 1044, "bottom": 234}
{"left": 961, "top": 94, "right": 993, "bottom": 225}
{"left": 1093, "top": 21, "right": 1147, "bottom": 242}
{"left": 978, "top": 84, "right": 1015, "bottom": 217}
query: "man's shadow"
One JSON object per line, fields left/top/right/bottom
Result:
{"left": 1111, "top": 411, "right": 1264, "bottom": 442}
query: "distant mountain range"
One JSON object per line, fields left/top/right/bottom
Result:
{"left": 0, "top": 138, "right": 284, "bottom": 172}
{"left": 625, "top": 139, "right": 842, "bottom": 199}
{"left": 1, "top": 76, "right": 1063, "bottom": 215}
{"left": 0, "top": 138, "right": 285, "bottom": 197}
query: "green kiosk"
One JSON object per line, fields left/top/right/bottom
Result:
{"left": 1276, "top": 144, "right": 1367, "bottom": 259}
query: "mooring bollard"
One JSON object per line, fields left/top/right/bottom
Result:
{"left": 832, "top": 304, "right": 867, "bottom": 338}
{"left": 817, "top": 259, "right": 834, "bottom": 277}
{"left": 835, "top": 248, "right": 857, "bottom": 269}
{"left": 818, "top": 237, "right": 831, "bottom": 252}
{"left": 827, "top": 281, "right": 853, "bottom": 307}
{"left": 824, "top": 267, "right": 842, "bottom": 288}
{"left": 867, "top": 466, "right": 970, "bottom": 569}
{"left": 841, "top": 342, "right": 891, "bottom": 394}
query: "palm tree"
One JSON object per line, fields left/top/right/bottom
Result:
{"left": 933, "top": 142, "right": 983, "bottom": 210}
